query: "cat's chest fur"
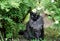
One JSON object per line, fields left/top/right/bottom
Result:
{"left": 29, "top": 16, "right": 43, "bottom": 30}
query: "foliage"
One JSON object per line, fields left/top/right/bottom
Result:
{"left": 0, "top": 0, "right": 60, "bottom": 40}
{"left": 39, "top": 0, "right": 60, "bottom": 41}
{"left": 0, "top": 0, "right": 37, "bottom": 38}
{"left": 45, "top": 27, "right": 60, "bottom": 40}
{"left": 40, "top": 0, "right": 60, "bottom": 26}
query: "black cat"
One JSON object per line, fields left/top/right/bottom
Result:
{"left": 24, "top": 11, "right": 44, "bottom": 40}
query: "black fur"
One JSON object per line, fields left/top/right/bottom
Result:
{"left": 24, "top": 11, "right": 44, "bottom": 40}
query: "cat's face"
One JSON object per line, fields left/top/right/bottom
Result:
{"left": 30, "top": 12, "right": 39, "bottom": 21}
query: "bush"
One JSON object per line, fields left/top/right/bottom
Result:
{"left": 0, "top": 0, "right": 37, "bottom": 38}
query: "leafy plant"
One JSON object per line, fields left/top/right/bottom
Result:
{"left": 0, "top": 0, "right": 37, "bottom": 38}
